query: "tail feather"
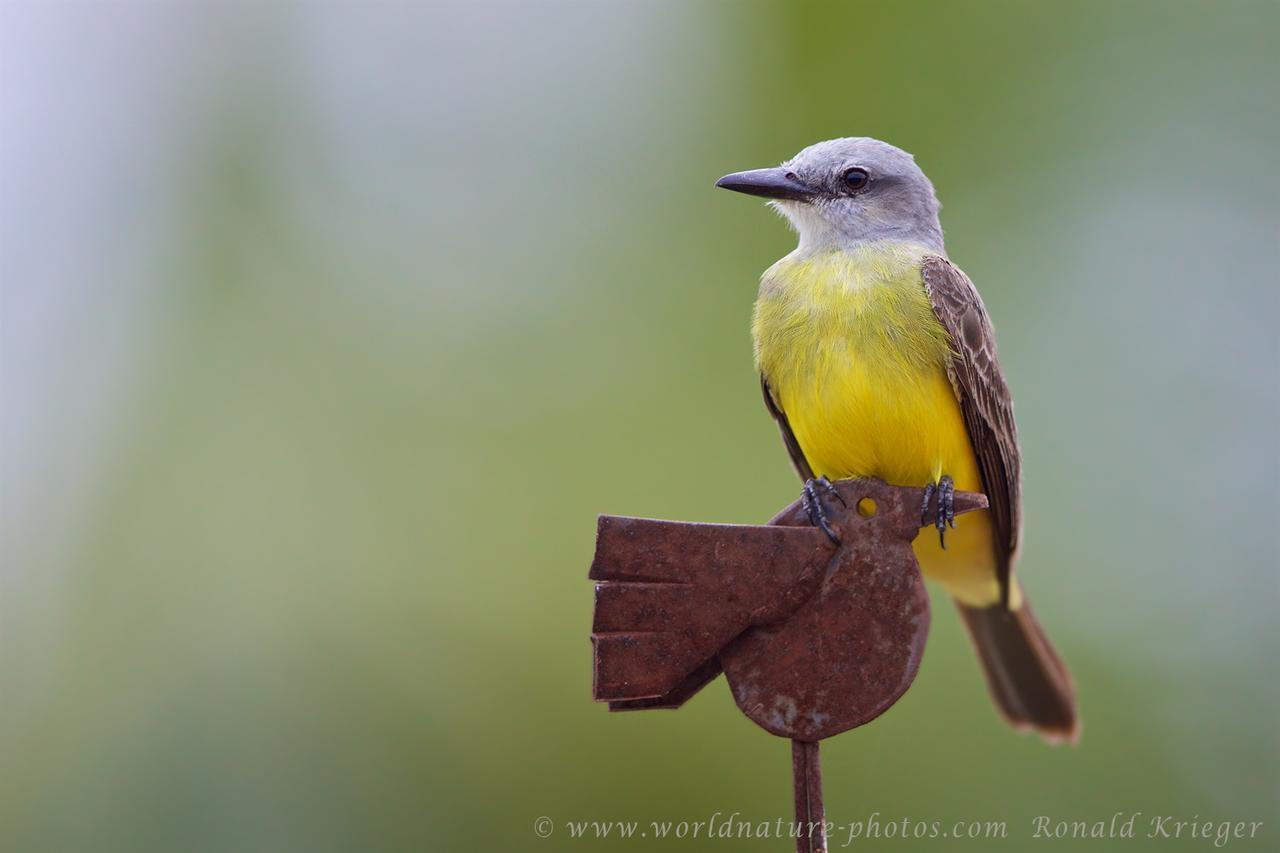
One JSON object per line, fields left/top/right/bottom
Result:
{"left": 957, "top": 596, "right": 1080, "bottom": 744}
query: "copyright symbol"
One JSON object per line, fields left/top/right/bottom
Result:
{"left": 534, "top": 816, "right": 554, "bottom": 838}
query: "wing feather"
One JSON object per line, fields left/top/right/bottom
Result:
{"left": 921, "top": 256, "right": 1022, "bottom": 608}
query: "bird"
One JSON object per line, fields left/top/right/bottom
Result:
{"left": 715, "top": 137, "right": 1078, "bottom": 743}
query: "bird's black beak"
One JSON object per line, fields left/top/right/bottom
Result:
{"left": 715, "top": 167, "right": 816, "bottom": 201}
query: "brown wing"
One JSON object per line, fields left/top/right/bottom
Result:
{"left": 921, "top": 256, "right": 1021, "bottom": 608}
{"left": 761, "top": 375, "right": 814, "bottom": 481}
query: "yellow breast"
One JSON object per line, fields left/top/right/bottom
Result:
{"left": 753, "top": 242, "right": 1004, "bottom": 605}
{"left": 753, "top": 242, "right": 975, "bottom": 485}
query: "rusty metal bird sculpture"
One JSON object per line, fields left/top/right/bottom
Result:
{"left": 590, "top": 478, "right": 987, "bottom": 853}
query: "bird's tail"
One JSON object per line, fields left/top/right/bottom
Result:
{"left": 956, "top": 594, "right": 1080, "bottom": 744}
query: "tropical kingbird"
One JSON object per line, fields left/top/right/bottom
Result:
{"left": 716, "top": 137, "right": 1078, "bottom": 743}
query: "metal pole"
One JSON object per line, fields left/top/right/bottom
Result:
{"left": 791, "top": 740, "right": 827, "bottom": 853}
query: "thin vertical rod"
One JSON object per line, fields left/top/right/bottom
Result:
{"left": 791, "top": 739, "right": 809, "bottom": 852}
{"left": 791, "top": 740, "right": 827, "bottom": 853}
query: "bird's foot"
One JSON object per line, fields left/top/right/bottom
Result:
{"left": 920, "top": 475, "right": 957, "bottom": 549}
{"left": 802, "top": 476, "right": 845, "bottom": 544}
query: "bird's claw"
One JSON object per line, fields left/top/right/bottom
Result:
{"left": 814, "top": 475, "right": 845, "bottom": 506}
{"left": 802, "top": 477, "right": 843, "bottom": 544}
{"left": 920, "top": 475, "right": 956, "bottom": 549}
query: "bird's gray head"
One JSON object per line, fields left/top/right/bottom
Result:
{"left": 716, "top": 137, "right": 944, "bottom": 254}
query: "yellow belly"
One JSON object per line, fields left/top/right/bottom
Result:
{"left": 753, "top": 243, "right": 1008, "bottom": 607}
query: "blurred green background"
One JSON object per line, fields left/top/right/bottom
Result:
{"left": 3, "top": 1, "right": 1278, "bottom": 850}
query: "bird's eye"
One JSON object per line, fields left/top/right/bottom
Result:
{"left": 842, "top": 167, "right": 869, "bottom": 191}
